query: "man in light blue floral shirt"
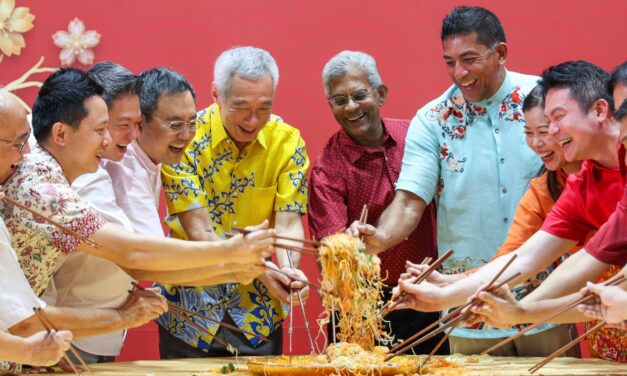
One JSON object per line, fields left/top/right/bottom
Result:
{"left": 352, "top": 6, "right": 542, "bottom": 354}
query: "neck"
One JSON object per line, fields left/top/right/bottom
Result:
{"left": 41, "top": 142, "right": 76, "bottom": 183}
{"left": 356, "top": 120, "right": 385, "bottom": 147}
{"left": 591, "top": 123, "right": 620, "bottom": 169}
{"left": 136, "top": 137, "right": 159, "bottom": 165}
{"left": 561, "top": 161, "right": 582, "bottom": 174}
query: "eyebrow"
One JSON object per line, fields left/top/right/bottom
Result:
{"left": 443, "top": 50, "right": 481, "bottom": 59}
{"left": 547, "top": 106, "right": 567, "bottom": 116}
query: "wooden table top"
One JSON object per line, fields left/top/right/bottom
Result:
{"left": 52, "top": 355, "right": 627, "bottom": 375}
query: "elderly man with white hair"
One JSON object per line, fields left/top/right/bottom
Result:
{"left": 157, "top": 46, "right": 311, "bottom": 357}
{"left": 308, "top": 50, "right": 442, "bottom": 353}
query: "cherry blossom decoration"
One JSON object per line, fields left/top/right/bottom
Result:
{"left": 52, "top": 17, "right": 100, "bottom": 66}
{"left": 0, "top": 0, "right": 35, "bottom": 63}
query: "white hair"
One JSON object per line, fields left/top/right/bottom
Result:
{"left": 213, "top": 46, "right": 279, "bottom": 97}
{"left": 322, "top": 50, "right": 383, "bottom": 96}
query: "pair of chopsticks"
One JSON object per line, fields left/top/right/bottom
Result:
{"left": 130, "top": 282, "right": 265, "bottom": 350}
{"left": 0, "top": 192, "right": 101, "bottom": 249}
{"left": 230, "top": 226, "right": 321, "bottom": 257}
{"left": 357, "top": 204, "right": 368, "bottom": 242}
{"left": 384, "top": 254, "right": 519, "bottom": 362}
{"left": 32, "top": 307, "right": 91, "bottom": 375}
{"left": 498, "top": 273, "right": 626, "bottom": 373}
{"left": 381, "top": 249, "right": 454, "bottom": 316}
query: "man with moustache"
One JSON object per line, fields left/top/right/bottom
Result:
{"left": 351, "top": 6, "right": 541, "bottom": 353}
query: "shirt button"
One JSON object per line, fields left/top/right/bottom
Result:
{"left": 500, "top": 158, "right": 505, "bottom": 164}
{"left": 487, "top": 101, "right": 492, "bottom": 106}
{"left": 502, "top": 187, "right": 507, "bottom": 194}
{"left": 494, "top": 128, "right": 500, "bottom": 133}
{"left": 504, "top": 218, "right": 509, "bottom": 224}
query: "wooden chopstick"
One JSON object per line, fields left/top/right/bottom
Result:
{"left": 481, "top": 273, "right": 626, "bottom": 355}
{"left": 385, "top": 255, "right": 518, "bottom": 360}
{"left": 358, "top": 204, "right": 368, "bottom": 242}
{"left": 0, "top": 192, "right": 101, "bottom": 249}
{"left": 529, "top": 320, "right": 606, "bottom": 373}
{"left": 33, "top": 308, "right": 89, "bottom": 375}
{"left": 382, "top": 249, "right": 454, "bottom": 315}
{"left": 232, "top": 226, "right": 322, "bottom": 247}
{"left": 285, "top": 251, "right": 316, "bottom": 354}
{"left": 273, "top": 242, "right": 319, "bottom": 256}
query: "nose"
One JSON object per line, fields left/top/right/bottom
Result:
{"left": 548, "top": 122, "right": 559, "bottom": 136}
{"left": 177, "top": 127, "right": 195, "bottom": 140}
{"left": 102, "top": 129, "right": 111, "bottom": 148}
{"left": 453, "top": 62, "right": 469, "bottom": 80}
{"left": 344, "top": 97, "right": 359, "bottom": 111}
{"left": 129, "top": 124, "right": 139, "bottom": 141}
{"left": 532, "top": 134, "right": 544, "bottom": 148}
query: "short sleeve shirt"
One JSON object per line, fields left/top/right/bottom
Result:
{"left": 396, "top": 71, "right": 542, "bottom": 273}
{"left": 308, "top": 119, "right": 437, "bottom": 282}
{"left": 541, "top": 146, "right": 625, "bottom": 244}
{"left": 0, "top": 145, "right": 105, "bottom": 295}
{"left": 156, "top": 103, "right": 309, "bottom": 350}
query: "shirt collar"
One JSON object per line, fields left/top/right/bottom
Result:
{"left": 210, "top": 103, "right": 269, "bottom": 150}
{"left": 338, "top": 120, "right": 396, "bottom": 163}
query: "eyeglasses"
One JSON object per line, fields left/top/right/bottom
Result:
{"left": 0, "top": 129, "right": 31, "bottom": 154}
{"left": 444, "top": 48, "right": 496, "bottom": 69}
{"left": 153, "top": 116, "right": 197, "bottom": 132}
{"left": 328, "top": 89, "right": 371, "bottom": 108}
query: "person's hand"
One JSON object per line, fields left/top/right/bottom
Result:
{"left": 402, "top": 261, "right": 454, "bottom": 287}
{"left": 577, "top": 282, "right": 627, "bottom": 329}
{"left": 389, "top": 279, "right": 446, "bottom": 312}
{"left": 22, "top": 331, "right": 72, "bottom": 367}
{"left": 228, "top": 224, "right": 275, "bottom": 264}
{"left": 259, "top": 262, "right": 310, "bottom": 305}
{"left": 118, "top": 287, "right": 168, "bottom": 328}
{"left": 347, "top": 221, "right": 386, "bottom": 255}
{"left": 466, "top": 283, "right": 522, "bottom": 329}
{"left": 226, "top": 263, "right": 266, "bottom": 285}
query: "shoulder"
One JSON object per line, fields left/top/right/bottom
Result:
{"left": 312, "top": 131, "right": 344, "bottom": 170}
{"left": 383, "top": 118, "right": 410, "bottom": 139}
{"left": 416, "top": 84, "right": 462, "bottom": 118}
{"left": 264, "top": 114, "right": 305, "bottom": 147}
{"left": 507, "top": 71, "right": 540, "bottom": 93}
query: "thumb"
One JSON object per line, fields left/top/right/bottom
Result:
{"left": 477, "top": 291, "right": 501, "bottom": 306}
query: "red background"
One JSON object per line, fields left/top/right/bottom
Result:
{"left": 1, "top": 0, "right": 625, "bottom": 359}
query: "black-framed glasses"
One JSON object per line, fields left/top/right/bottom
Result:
{"left": 0, "top": 129, "right": 31, "bottom": 154}
{"left": 328, "top": 89, "right": 371, "bottom": 108}
{"left": 153, "top": 116, "right": 197, "bottom": 132}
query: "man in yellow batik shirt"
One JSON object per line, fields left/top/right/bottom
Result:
{"left": 156, "top": 46, "right": 311, "bottom": 358}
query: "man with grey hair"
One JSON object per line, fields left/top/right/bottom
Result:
{"left": 158, "top": 46, "right": 311, "bottom": 357}
{"left": 309, "top": 50, "right": 443, "bottom": 353}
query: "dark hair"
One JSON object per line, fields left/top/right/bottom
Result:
{"left": 87, "top": 61, "right": 139, "bottom": 107}
{"left": 608, "top": 61, "right": 627, "bottom": 95}
{"left": 539, "top": 60, "right": 613, "bottom": 114}
{"left": 137, "top": 68, "right": 196, "bottom": 122}
{"left": 32, "top": 68, "right": 103, "bottom": 142}
{"left": 522, "top": 85, "right": 563, "bottom": 201}
{"left": 615, "top": 99, "right": 627, "bottom": 122}
{"left": 441, "top": 6, "right": 506, "bottom": 47}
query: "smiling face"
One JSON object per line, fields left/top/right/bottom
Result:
{"left": 103, "top": 94, "right": 141, "bottom": 162}
{"left": 442, "top": 32, "right": 506, "bottom": 103}
{"left": 327, "top": 68, "right": 387, "bottom": 146}
{"left": 545, "top": 88, "right": 601, "bottom": 162}
{"left": 138, "top": 90, "right": 197, "bottom": 165}
{"left": 213, "top": 75, "right": 274, "bottom": 150}
{"left": 62, "top": 95, "right": 110, "bottom": 181}
{"left": 524, "top": 106, "right": 567, "bottom": 171}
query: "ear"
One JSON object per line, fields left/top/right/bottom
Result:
{"left": 590, "top": 98, "right": 611, "bottom": 123}
{"left": 376, "top": 84, "right": 389, "bottom": 106}
{"left": 50, "top": 122, "right": 69, "bottom": 146}
{"left": 210, "top": 82, "right": 220, "bottom": 103}
{"left": 495, "top": 42, "right": 508, "bottom": 65}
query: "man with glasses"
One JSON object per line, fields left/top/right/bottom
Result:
{"left": 308, "top": 50, "right": 441, "bottom": 353}
{"left": 351, "top": 6, "right": 541, "bottom": 354}
{"left": 157, "top": 46, "right": 310, "bottom": 358}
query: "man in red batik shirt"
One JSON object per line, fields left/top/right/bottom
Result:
{"left": 308, "top": 51, "right": 443, "bottom": 354}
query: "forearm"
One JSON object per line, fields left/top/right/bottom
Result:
{"left": 179, "top": 207, "right": 222, "bottom": 241}
{"left": 523, "top": 250, "right": 610, "bottom": 302}
{"left": 83, "top": 223, "right": 236, "bottom": 271}
{"left": 126, "top": 263, "right": 243, "bottom": 285}
{"left": 8, "top": 306, "right": 125, "bottom": 338}
{"left": 375, "top": 191, "right": 426, "bottom": 254}
{"left": 442, "top": 231, "right": 575, "bottom": 309}
{"left": 518, "top": 293, "right": 592, "bottom": 324}
{"left": 275, "top": 212, "right": 305, "bottom": 268}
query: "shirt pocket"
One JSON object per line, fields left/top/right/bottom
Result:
{"left": 234, "top": 185, "right": 277, "bottom": 227}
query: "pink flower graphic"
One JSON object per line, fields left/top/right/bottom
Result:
{"left": 52, "top": 17, "right": 100, "bottom": 66}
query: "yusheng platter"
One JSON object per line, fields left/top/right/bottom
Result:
{"left": 247, "top": 233, "right": 453, "bottom": 375}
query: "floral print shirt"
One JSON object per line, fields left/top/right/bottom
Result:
{"left": 156, "top": 103, "right": 309, "bottom": 350}
{"left": 395, "top": 71, "right": 542, "bottom": 338}
{"left": 0, "top": 145, "right": 105, "bottom": 296}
